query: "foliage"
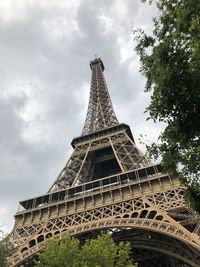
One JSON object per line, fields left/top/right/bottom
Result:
{"left": 0, "top": 229, "right": 14, "bottom": 267}
{"left": 80, "top": 233, "right": 116, "bottom": 267}
{"left": 35, "top": 233, "right": 136, "bottom": 267}
{"left": 35, "top": 234, "right": 80, "bottom": 267}
{"left": 134, "top": 0, "right": 200, "bottom": 211}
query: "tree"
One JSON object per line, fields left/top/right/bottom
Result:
{"left": 0, "top": 229, "right": 13, "bottom": 267}
{"left": 80, "top": 234, "right": 116, "bottom": 267}
{"left": 134, "top": 0, "right": 200, "bottom": 211}
{"left": 35, "top": 233, "right": 136, "bottom": 267}
{"left": 34, "top": 235, "right": 80, "bottom": 267}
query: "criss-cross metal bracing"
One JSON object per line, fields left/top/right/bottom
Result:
{"left": 48, "top": 124, "right": 151, "bottom": 192}
{"left": 8, "top": 174, "right": 200, "bottom": 267}
{"left": 8, "top": 58, "right": 200, "bottom": 267}
{"left": 82, "top": 58, "right": 119, "bottom": 135}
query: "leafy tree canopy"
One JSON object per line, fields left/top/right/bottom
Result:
{"left": 134, "top": 0, "right": 200, "bottom": 211}
{"left": 0, "top": 229, "right": 14, "bottom": 267}
{"left": 35, "top": 233, "right": 136, "bottom": 267}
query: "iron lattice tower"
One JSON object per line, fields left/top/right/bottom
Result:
{"left": 9, "top": 58, "right": 200, "bottom": 267}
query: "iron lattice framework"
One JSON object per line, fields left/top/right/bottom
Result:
{"left": 8, "top": 58, "right": 200, "bottom": 267}
{"left": 82, "top": 58, "right": 119, "bottom": 135}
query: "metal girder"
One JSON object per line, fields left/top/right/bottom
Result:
{"left": 8, "top": 188, "right": 200, "bottom": 266}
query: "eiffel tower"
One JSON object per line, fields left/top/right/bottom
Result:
{"left": 8, "top": 58, "right": 200, "bottom": 267}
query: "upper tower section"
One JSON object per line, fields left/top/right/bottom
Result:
{"left": 81, "top": 58, "right": 119, "bottom": 135}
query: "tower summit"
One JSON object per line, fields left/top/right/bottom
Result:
{"left": 8, "top": 59, "right": 200, "bottom": 267}
{"left": 82, "top": 58, "right": 118, "bottom": 135}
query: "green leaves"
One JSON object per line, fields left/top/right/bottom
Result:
{"left": 134, "top": 0, "right": 200, "bottom": 210}
{"left": 80, "top": 234, "right": 116, "bottom": 267}
{"left": 35, "top": 233, "right": 136, "bottom": 267}
{"left": 35, "top": 235, "right": 80, "bottom": 267}
{"left": 115, "top": 242, "right": 134, "bottom": 267}
{"left": 0, "top": 231, "right": 14, "bottom": 267}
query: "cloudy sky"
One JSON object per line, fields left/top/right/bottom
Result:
{"left": 0, "top": 0, "right": 163, "bottom": 232}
